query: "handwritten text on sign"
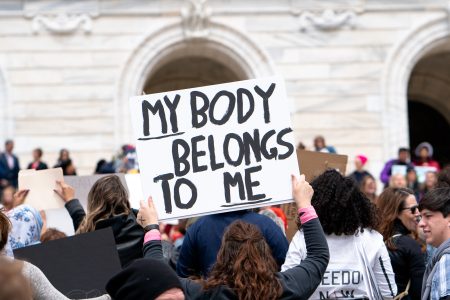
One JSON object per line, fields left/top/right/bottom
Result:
{"left": 130, "top": 77, "right": 299, "bottom": 220}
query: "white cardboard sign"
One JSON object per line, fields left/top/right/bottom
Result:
{"left": 19, "top": 168, "right": 64, "bottom": 210}
{"left": 130, "top": 77, "right": 299, "bottom": 221}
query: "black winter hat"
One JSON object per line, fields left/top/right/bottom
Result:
{"left": 106, "top": 258, "right": 182, "bottom": 300}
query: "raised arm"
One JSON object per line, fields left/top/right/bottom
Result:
{"left": 54, "top": 181, "right": 85, "bottom": 231}
{"left": 137, "top": 197, "right": 164, "bottom": 260}
{"left": 278, "top": 175, "right": 330, "bottom": 298}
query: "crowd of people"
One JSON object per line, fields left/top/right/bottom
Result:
{"left": 0, "top": 136, "right": 449, "bottom": 299}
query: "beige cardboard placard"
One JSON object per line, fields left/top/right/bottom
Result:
{"left": 297, "top": 150, "right": 348, "bottom": 182}
{"left": 282, "top": 150, "right": 348, "bottom": 241}
{"left": 19, "top": 168, "right": 64, "bottom": 210}
{"left": 64, "top": 174, "right": 128, "bottom": 209}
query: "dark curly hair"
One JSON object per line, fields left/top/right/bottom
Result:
{"left": 308, "top": 169, "right": 379, "bottom": 235}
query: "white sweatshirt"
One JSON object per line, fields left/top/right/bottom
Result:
{"left": 282, "top": 229, "right": 397, "bottom": 299}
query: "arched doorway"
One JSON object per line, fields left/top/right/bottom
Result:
{"left": 408, "top": 101, "right": 450, "bottom": 166}
{"left": 143, "top": 56, "right": 244, "bottom": 94}
{"left": 116, "top": 21, "right": 275, "bottom": 145}
{"left": 382, "top": 15, "right": 450, "bottom": 164}
{"left": 408, "top": 50, "right": 450, "bottom": 167}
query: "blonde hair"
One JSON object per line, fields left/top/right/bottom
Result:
{"left": 77, "top": 175, "right": 131, "bottom": 234}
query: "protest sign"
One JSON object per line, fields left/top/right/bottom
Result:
{"left": 391, "top": 165, "right": 407, "bottom": 177}
{"left": 19, "top": 168, "right": 64, "bottom": 210}
{"left": 64, "top": 174, "right": 128, "bottom": 209}
{"left": 391, "top": 165, "right": 436, "bottom": 183}
{"left": 282, "top": 150, "right": 348, "bottom": 241}
{"left": 44, "top": 208, "right": 75, "bottom": 236}
{"left": 124, "top": 173, "right": 144, "bottom": 209}
{"left": 14, "top": 228, "right": 121, "bottom": 298}
{"left": 130, "top": 77, "right": 299, "bottom": 221}
{"left": 296, "top": 150, "right": 348, "bottom": 182}
{"left": 415, "top": 166, "right": 437, "bottom": 183}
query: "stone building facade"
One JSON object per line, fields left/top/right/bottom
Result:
{"left": 0, "top": 0, "right": 449, "bottom": 176}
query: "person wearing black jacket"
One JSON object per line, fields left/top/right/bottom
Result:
{"left": 377, "top": 187, "right": 425, "bottom": 300}
{"left": 0, "top": 140, "right": 20, "bottom": 189}
{"left": 27, "top": 148, "right": 48, "bottom": 171}
{"left": 129, "top": 174, "right": 329, "bottom": 299}
{"left": 55, "top": 175, "right": 144, "bottom": 267}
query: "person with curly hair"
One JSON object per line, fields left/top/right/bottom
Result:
{"left": 130, "top": 174, "right": 330, "bottom": 299}
{"left": 376, "top": 187, "right": 424, "bottom": 300}
{"left": 282, "top": 169, "right": 397, "bottom": 299}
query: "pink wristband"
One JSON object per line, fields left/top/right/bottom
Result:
{"left": 144, "top": 230, "right": 161, "bottom": 244}
{"left": 298, "top": 206, "right": 318, "bottom": 224}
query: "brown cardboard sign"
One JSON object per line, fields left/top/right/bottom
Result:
{"left": 282, "top": 150, "right": 348, "bottom": 241}
{"left": 296, "top": 150, "right": 348, "bottom": 182}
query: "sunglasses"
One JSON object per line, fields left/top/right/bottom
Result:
{"left": 401, "top": 205, "right": 419, "bottom": 214}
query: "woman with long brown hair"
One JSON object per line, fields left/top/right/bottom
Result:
{"left": 117, "top": 174, "right": 329, "bottom": 299}
{"left": 56, "top": 175, "right": 144, "bottom": 266}
{"left": 377, "top": 187, "right": 425, "bottom": 300}
{"left": 201, "top": 220, "right": 283, "bottom": 299}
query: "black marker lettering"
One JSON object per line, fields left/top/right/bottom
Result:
{"left": 209, "top": 90, "right": 235, "bottom": 125}
{"left": 174, "top": 178, "right": 197, "bottom": 209}
{"left": 223, "top": 171, "right": 245, "bottom": 203}
{"left": 261, "top": 129, "right": 278, "bottom": 159}
{"left": 254, "top": 83, "right": 276, "bottom": 123}
{"left": 172, "top": 139, "right": 190, "bottom": 177}
{"left": 163, "top": 95, "right": 180, "bottom": 133}
{"left": 237, "top": 88, "right": 254, "bottom": 124}
{"left": 153, "top": 173, "right": 175, "bottom": 213}
{"left": 277, "top": 127, "right": 294, "bottom": 160}
{"left": 244, "top": 165, "right": 265, "bottom": 201}
{"left": 191, "top": 91, "right": 209, "bottom": 128}
{"left": 242, "top": 130, "right": 262, "bottom": 166}
{"left": 223, "top": 133, "right": 244, "bottom": 167}
{"left": 191, "top": 135, "right": 207, "bottom": 173}
{"left": 142, "top": 100, "right": 167, "bottom": 136}
{"left": 208, "top": 135, "right": 224, "bottom": 171}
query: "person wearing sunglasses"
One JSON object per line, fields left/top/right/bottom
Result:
{"left": 377, "top": 187, "right": 425, "bottom": 300}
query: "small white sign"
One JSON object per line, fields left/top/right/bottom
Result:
{"left": 19, "top": 168, "right": 64, "bottom": 210}
{"left": 130, "top": 77, "right": 299, "bottom": 221}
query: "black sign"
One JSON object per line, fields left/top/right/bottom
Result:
{"left": 14, "top": 228, "right": 121, "bottom": 298}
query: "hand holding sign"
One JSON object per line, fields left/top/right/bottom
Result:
{"left": 19, "top": 168, "right": 64, "bottom": 210}
{"left": 13, "top": 189, "right": 29, "bottom": 207}
{"left": 291, "top": 174, "right": 313, "bottom": 209}
{"left": 54, "top": 180, "right": 75, "bottom": 203}
{"left": 137, "top": 197, "right": 159, "bottom": 227}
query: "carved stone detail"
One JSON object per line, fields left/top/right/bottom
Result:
{"left": 31, "top": 13, "right": 94, "bottom": 35}
{"left": 181, "top": 0, "right": 211, "bottom": 38}
{"left": 299, "top": 9, "right": 356, "bottom": 31}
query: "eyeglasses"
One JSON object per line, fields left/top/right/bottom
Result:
{"left": 401, "top": 205, "right": 419, "bottom": 214}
